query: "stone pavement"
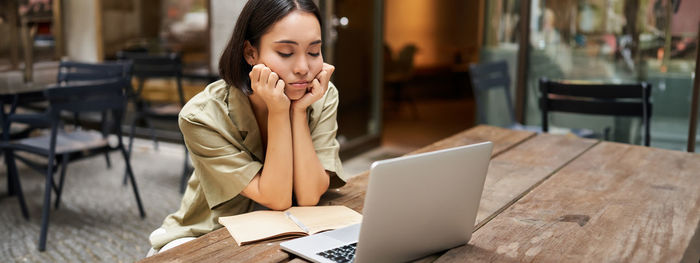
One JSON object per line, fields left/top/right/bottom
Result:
{"left": 0, "top": 138, "right": 187, "bottom": 262}
{"left": 0, "top": 138, "right": 403, "bottom": 262}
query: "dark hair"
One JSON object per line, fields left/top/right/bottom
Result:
{"left": 219, "top": 0, "right": 322, "bottom": 95}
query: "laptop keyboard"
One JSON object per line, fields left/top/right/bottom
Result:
{"left": 316, "top": 242, "right": 357, "bottom": 263}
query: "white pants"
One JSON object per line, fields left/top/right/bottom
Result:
{"left": 145, "top": 228, "right": 196, "bottom": 257}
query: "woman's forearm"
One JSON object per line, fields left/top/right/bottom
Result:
{"left": 256, "top": 110, "right": 294, "bottom": 210}
{"left": 291, "top": 109, "right": 330, "bottom": 206}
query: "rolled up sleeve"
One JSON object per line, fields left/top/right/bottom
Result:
{"left": 180, "top": 114, "right": 261, "bottom": 209}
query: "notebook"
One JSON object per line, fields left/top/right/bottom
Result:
{"left": 280, "top": 141, "right": 493, "bottom": 263}
{"left": 218, "top": 205, "right": 362, "bottom": 246}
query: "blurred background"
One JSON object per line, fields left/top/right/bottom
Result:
{"left": 0, "top": 0, "right": 698, "bottom": 261}
{"left": 1, "top": 0, "right": 698, "bottom": 153}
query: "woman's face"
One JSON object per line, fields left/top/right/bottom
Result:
{"left": 251, "top": 11, "right": 323, "bottom": 100}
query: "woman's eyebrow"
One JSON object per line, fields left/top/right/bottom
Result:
{"left": 274, "top": 40, "right": 323, "bottom": 45}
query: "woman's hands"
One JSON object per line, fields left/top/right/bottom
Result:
{"left": 249, "top": 64, "right": 289, "bottom": 113}
{"left": 250, "top": 63, "right": 335, "bottom": 113}
{"left": 292, "top": 63, "right": 335, "bottom": 112}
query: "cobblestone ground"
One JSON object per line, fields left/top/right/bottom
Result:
{"left": 0, "top": 139, "right": 185, "bottom": 263}
{"left": 0, "top": 137, "right": 399, "bottom": 263}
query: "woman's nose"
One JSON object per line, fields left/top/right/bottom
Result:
{"left": 293, "top": 56, "right": 309, "bottom": 76}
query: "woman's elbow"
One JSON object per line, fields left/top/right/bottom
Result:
{"left": 267, "top": 199, "right": 292, "bottom": 211}
{"left": 296, "top": 193, "right": 321, "bottom": 207}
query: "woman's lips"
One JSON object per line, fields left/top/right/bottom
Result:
{"left": 288, "top": 81, "right": 311, "bottom": 89}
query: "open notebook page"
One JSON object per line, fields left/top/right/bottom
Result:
{"left": 286, "top": 206, "right": 363, "bottom": 234}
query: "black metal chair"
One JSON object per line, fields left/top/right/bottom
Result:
{"left": 384, "top": 44, "right": 419, "bottom": 118}
{"left": 469, "top": 60, "right": 541, "bottom": 132}
{"left": 0, "top": 63, "right": 145, "bottom": 251}
{"left": 116, "top": 51, "right": 190, "bottom": 193}
{"left": 539, "top": 78, "right": 652, "bottom": 146}
{"left": 469, "top": 61, "right": 517, "bottom": 125}
{"left": 57, "top": 61, "right": 140, "bottom": 168}
{"left": 2, "top": 61, "right": 131, "bottom": 205}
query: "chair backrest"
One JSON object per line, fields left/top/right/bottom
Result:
{"left": 469, "top": 60, "right": 515, "bottom": 125}
{"left": 58, "top": 61, "right": 132, "bottom": 84}
{"left": 539, "top": 78, "right": 652, "bottom": 146}
{"left": 395, "top": 44, "right": 417, "bottom": 74}
{"left": 116, "top": 51, "right": 184, "bottom": 105}
{"left": 116, "top": 51, "right": 182, "bottom": 79}
{"left": 47, "top": 78, "right": 129, "bottom": 114}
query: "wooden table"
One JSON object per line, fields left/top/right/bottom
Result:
{"left": 140, "top": 125, "right": 700, "bottom": 263}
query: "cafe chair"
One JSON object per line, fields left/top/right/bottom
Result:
{"left": 468, "top": 60, "right": 540, "bottom": 132}
{"left": 539, "top": 78, "right": 652, "bottom": 146}
{"left": 0, "top": 74, "right": 146, "bottom": 251}
{"left": 2, "top": 61, "right": 132, "bottom": 203}
{"left": 384, "top": 44, "right": 419, "bottom": 118}
{"left": 0, "top": 116, "right": 34, "bottom": 140}
{"left": 116, "top": 51, "right": 191, "bottom": 193}
{"left": 57, "top": 61, "right": 141, "bottom": 168}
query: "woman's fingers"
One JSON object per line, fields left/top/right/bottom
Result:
{"left": 267, "top": 72, "right": 279, "bottom": 88}
{"left": 311, "top": 78, "right": 322, "bottom": 96}
{"left": 316, "top": 70, "right": 327, "bottom": 86}
{"left": 275, "top": 79, "right": 285, "bottom": 91}
{"left": 259, "top": 67, "right": 271, "bottom": 87}
{"left": 249, "top": 64, "right": 263, "bottom": 85}
{"left": 251, "top": 64, "right": 284, "bottom": 95}
{"left": 321, "top": 63, "right": 335, "bottom": 84}
{"left": 294, "top": 79, "right": 320, "bottom": 107}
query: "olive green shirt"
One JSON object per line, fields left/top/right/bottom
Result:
{"left": 150, "top": 80, "right": 347, "bottom": 250}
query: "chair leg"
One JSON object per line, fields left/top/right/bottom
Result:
{"left": 119, "top": 145, "right": 146, "bottom": 218}
{"left": 144, "top": 117, "right": 159, "bottom": 151}
{"left": 180, "top": 145, "right": 190, "bottom": 194}
{"left": 5, "top": 151, "right": 15, "bottom": 196}
{"left": 104, "top": 152, "right": 112, "bottom": 169}
{"left": 54, "top": 154, "right": 69, "bottom": 209}
{"left": 6, "top": 171, "right": 13, "bottom": 196}
{"left": 7, "top": 151, "right": 29, "bottom": 219}
{"left": 50, "top": 166, "right": 60, "bottom": 194}
{"left": 38, "top": 156, "right": 56, "bottom": 251}
{"left": 124, "top": 116, "right": 138, "bottom": 185}
{"left": 101, "top": 111, "right": 112, "bottom": 169}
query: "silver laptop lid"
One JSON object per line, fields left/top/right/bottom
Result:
{"left": 355, "top": 142, "right": 493, "bottom": 263}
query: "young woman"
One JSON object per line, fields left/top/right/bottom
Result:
{"left": 147, "top": 0, "right": 346, "bottom": 255}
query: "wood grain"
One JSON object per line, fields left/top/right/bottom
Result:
{"left": 140, "top": 228, "right": 291, "bottom": 263}
{"left": 136, "top": 126, "right": 548, "bottom": 263}
{"left": 410, "top": 125, "right": 535, "bottom": 157}
{"left": 436, "top": 142, "right": 700, "bottom": 262}
{"left": 475, "top": 133, "right": 597, "bottom": 229}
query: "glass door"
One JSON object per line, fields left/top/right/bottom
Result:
{"left": 319, "top": 0, "right": 383, "bottom": 158}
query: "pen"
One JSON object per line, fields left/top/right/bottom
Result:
{"left": 284, "top": 211, "right": 310, "bottom": 233}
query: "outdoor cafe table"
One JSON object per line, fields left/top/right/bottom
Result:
{"left": 140, "top": 125, "right": 700, "bottom": 263}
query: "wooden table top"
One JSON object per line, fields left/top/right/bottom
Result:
{"left": 0, "top": 81, "right": 46, "bottom": 95}
{"left": 140, "top": 125, "right": 700, "bottom": 263}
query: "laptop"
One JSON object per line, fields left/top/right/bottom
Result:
{"left": 280, "top": 141, "right": 493, "bottom": 263}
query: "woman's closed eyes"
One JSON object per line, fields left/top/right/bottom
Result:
{"left": 277, "top": 51, "right": 293, "bottom": 58}
{"left": 276, "top": 51, "right": 321, "bottom": 58}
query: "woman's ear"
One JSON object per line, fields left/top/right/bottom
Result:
{"left": 243, "top": 40, "right": 258, "bottom": 66}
